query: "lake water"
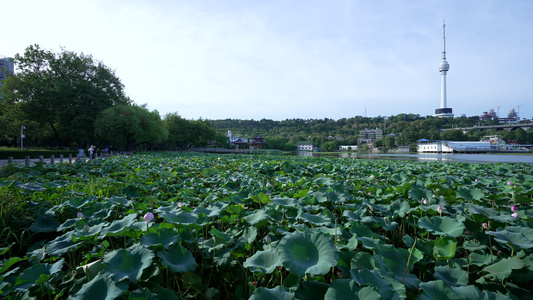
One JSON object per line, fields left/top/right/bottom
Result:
{"left": 293, "top": 152, "right": 533, "bottom": 164}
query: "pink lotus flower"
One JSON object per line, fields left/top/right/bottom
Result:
{"left": 83, "top": 224, "right": 90, "bottom": 232}
{"left": 144, "top": 212, "right": 154, "bottom": 223}
{"left": 511, "top": 212, "right": 519, "bottom": 220}
{"left": 177, "top": 202, "right": 184, "bottom": 208}
{"left": 437, "top": 205, "right": 443, "bottom": 214}
{"left": 507, "top": 181, "right": 513, "bottom": 186}
{"left": 482, "top": 222, "right": 488, "bottom": 229}
{"left": 370, "top": 175, "right": 375, "bottom": 179}
{"left": 422, "top": 198, "right": 428, "bottom": 205}
{"left": 77, "top": 212, "right": 84, "bottom": 219}
{"left": 266, "top": 182, "right": 271, "bottom": 187}
{"left": 511, "top": 205, "right": 518, "bottom": 212}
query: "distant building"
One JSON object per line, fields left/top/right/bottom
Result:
{"left": 339, "top": 145, "right": 357, "bottom": 151}
{"left": 249, "top": 135, "right": 267, "bottom": 150}
{"left": 0, "top": 57, "right": 14, "bottom": 95}
{"left": 296, "top": 141, "right": 313, "bottom": 151}
{"left": 358, "top": 128, "right": 383, "bottom": 144}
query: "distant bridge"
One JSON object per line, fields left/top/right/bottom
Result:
{"left": 440, "top": 123, "right": 533, "bottom": 134}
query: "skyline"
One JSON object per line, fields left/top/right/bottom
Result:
{"left": 2, "top": 1, "right": 532, "bottom": 121}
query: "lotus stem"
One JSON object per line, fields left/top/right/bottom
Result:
{"left": 401, "top": 238, "right": 417, "bottom": 284}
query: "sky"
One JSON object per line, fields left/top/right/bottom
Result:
{"left": 2, "top": 0, "right": 532, "bottom": 121}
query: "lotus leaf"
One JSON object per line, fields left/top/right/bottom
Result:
{"left": 278, "top": 231, "right": 338, "bottom": 277}
{"left": 433, "top": 237, "right": 458, "bottom": 261}
{"left": 157, "top": 244, "right": 198, "bottom": 273}
{"left": 487, "top": 231, "right": 533, "bottom": 249}
{"left": 243, "top": 250, "right": 282, "bottom": 274}
{"left": 161, "top": 211, "right": 197, "bottom": 225}
{"left": 324, "top": 279, "right": 381, "bottom": 300}
{"left": 433, "top": 265, "right": 469, "bottom": 286}
{"left": 140, "top": 228, "right": 180, "bottom": 248}
{"left": 481, "top": 256, "right": 524, "bottom": 281}
{"left": 249, "top": 286, "right": 293, "bottom": 300}
{"left": 69, "top": 271, "right": 129, "bottom": 300}
{"left": 418, "top": 216, "right": 465, "bottom": 237}
{"left": 103, "top": 246, "right": 154, "bottom": 283}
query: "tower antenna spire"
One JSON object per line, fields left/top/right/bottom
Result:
{"left": 442, "top": 20, "right": 446, "bottom": 60}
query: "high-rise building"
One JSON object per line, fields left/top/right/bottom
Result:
{"left": 0, "top": 57, "right": 14, "bottom": 92}
{"left": 434, "top": 22, "right": 454, "bottom": 118}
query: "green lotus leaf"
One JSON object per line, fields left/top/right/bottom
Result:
{"left": 45, "top": 232, "right": 82, "bottom": 256}
{"left": 433, "top": 237, "right": 458, "bottom": 261}
{"left": 251, "top": 192, "right": 271, "bottom": 204}
{"left": 243, "top": 250, "right": 282, "bottom": 274}
{"left": 99, "top": 213, "right": 137, "bottom": 237}
{"left": 29, "top": 216, "right": 59, "bottom": 233}
{"left": 244, "top": 210, "right": 269, "bottom": 225}
{"left": 162, "top": 211, "right": 197, "bottom": 225}
{"left": 350, "top": 268, "right": 406, "bottom": 300}
{"left": 488, "top": 230, "right": 533, "bottom": 249}
{"left": 456, "top": 187, "right": 485, "bottom": 201}
{"left": 66, "top": 196, "right": 95, "bottom": 209}
{"left": 103, "top": 246, "right": 154, "bottom": 283}
{"left": 158, "top": 244, "right": 198, "bottom": 273}
{"left": 389, "top": 200, "right": 411, "bottom": 218}
{"left": 294, "top": 281, "right": 330, "bottom": 300}
{"left": 433, "top": 265, "right": 468, "bottom": 286}
{"left": 271, "top": 198, "right": 298, "bottom": 208}
{"left": 70, "top": 271, "right": 129, "bottom": 300}
{"left": 409, "top": 187, "right": 432, "bottom": 202}
{"left": 125, "top": 184, "right": 141, "bottom": 198}
{"left": 314, "top": 177, "right": 335, "bottom": 186}
{"left": 15, "top": 259, "right": 63, "bottom": 291}
{"left": 298, "top": 212, "right": 332, "bottom": 226}
{"left": 376, "top": 244, "right": 423, "bottom": 284}
{"left": 418, "top": 216, "right": 465, "bottom": 238}
{"left": 0, "top": 256, "right": 23, "bottom": 275}
{"left": 419, "top": 280, "right": 483, "bottom": 300}
{"left": 280, "top": 161, "right": 294, "bottom": 173}
{"left": 278, "top": 231, "right": 338, "bottom": 277}
{"left": 481, "top": 256, "right": 524, "bottom": 281}
{"left": 324, "top": 279, "right": 381, "bottom": 300}
{"left": 249, "top": 286, "right": 293, "bottom": 300}
{"left": 140, "top": 228, "right": 180, "bottom": 248}
{"left": 19, "top": 183, "right": 46, "bottom": 191}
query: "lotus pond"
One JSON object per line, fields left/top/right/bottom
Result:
{"left": 1, "top": 152, "right": 532, "bottom": 299}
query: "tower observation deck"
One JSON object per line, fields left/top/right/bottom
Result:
{"left": 434, "top": 21, "right": 454, "bottom": 118}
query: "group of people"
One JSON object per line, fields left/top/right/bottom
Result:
{"left": 87, "top": 145, "right": 110, "bottom": 159}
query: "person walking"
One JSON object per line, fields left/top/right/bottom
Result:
{"left": 88, "top": 146, "right": 95, "bottom": 159}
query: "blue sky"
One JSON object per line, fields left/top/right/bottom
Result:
{"left": 3, "top": 1, "right": 532, "bottom": 120}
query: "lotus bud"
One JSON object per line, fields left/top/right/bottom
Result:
{"left": 482, "top": 222, "right": 488, "bottom": 229}
{"left": 498, "top": 250, "right": 501, "bottom": 256}
{"left": 507, "top": 181, "right": 513, "bottom": 186}
{"left": 422, "top": 198, "right": 428, "bottom": 205}
{"left": 144, "top": 212, "right": 154, "bottom": 223}
{"left": 370, "top": 175, "right": 374, "bottom": 179}
{"left": 511, "top": 212, "right": 519, "bottom": 220}
{"left": 511, "top": 205, "right": 518, "bottom": 212}
{"left": 233, "top": 178, "right": 237, "bottom": 182}
{"left": 77, "top": 212, "right": 84, "bottom": 219}
{"left": 266, "top": 182, "right": 271, "bottom": 187}
{"left": 475, "top": 179, "right": 478, "bottom": 182}
{"left": 437, "top": 205, "right": 443, "bottom": 214}
{"left": 83, "top": 224, "right": 90, "bottom": 232}
{"left": 177, "top": 202, "right": 184, "bottom": 208}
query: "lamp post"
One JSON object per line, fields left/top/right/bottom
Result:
{"left": 21, "top": 125, "right": 26, "bottom": 151}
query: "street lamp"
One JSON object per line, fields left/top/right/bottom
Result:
{"left": 21, "top": 125, "right": 26, "bottom": 151}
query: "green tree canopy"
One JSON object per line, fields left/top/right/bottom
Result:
{"left": 94, "top": 104, "right": 168, "bottom": 151}
{"left": 0, "top": 44, "right": 129, "bottom": 147}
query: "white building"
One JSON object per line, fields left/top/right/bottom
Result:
{"left": 296, "top": 141, "right": 313, "bottom": 151}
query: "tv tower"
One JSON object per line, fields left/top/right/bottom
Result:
{"left": 434, "top": 21, "right": 454, "bottom": 117}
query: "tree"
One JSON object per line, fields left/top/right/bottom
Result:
{"left": 164, "top": 114, "right": 218, "bottom": 149}
{"left": 94, "top": 104, "right": 167, "bottom": 151}
{"left": 383, "top": 136, "right": 396, "bottom": 150}
{"left": 0, "top": 45, "right": 129, "bottom": 147}
{"left": 441, "top": 129, "right": 466, "bottom": 141}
